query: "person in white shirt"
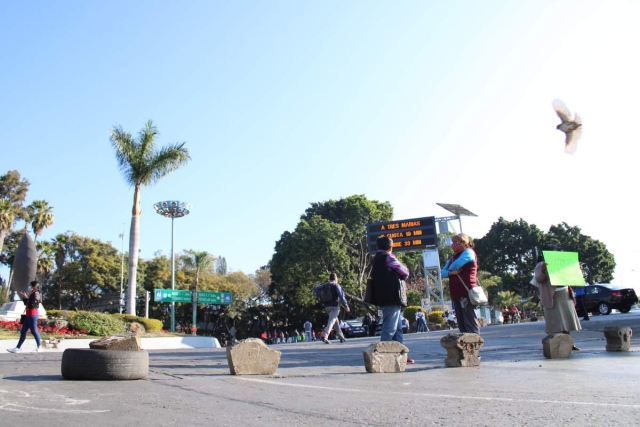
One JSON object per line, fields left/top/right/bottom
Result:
{"left": 415, "top": 308, "right": 429, "bottom": 332}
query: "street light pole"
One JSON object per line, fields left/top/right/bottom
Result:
{"left": 171, "top": 215, "right": 175, "bottom": 332}
{"left": 154, "top": 200, "right": 191, "bottom": 333}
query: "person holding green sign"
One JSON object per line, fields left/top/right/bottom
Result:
{"left": 530, "top": 247, "right": 582, "bottom": 350}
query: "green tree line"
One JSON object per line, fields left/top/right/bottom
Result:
{"left": 268, "top": 196, "right": 616, "bottom": 331}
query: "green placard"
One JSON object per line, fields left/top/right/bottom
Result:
{"left": 198, "top": 291, "right": 233, "bottom": 305}
{"left": 154, "top": 289, "right": 192, "bottom": 303}
{"left": 542, "top": 251, "right": 585, "bottom": 287}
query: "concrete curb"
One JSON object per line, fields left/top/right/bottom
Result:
{"left": 1, "top": 336, "right": 220, "bottom": 352}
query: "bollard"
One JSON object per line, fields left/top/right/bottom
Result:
{"left": 604, "top": 326, "right": 632, "bottom": 352}
{"left": 440, "top": 333, "right": 484, "bottom": 367}
{"left": 226, "top": 338, "right": 281, "bottom": 375}
{"left": 363, "top": 341, "right": 410, "bottom": 373}
{"left": 542, "top": 333, "right": 573, "bottom": 359}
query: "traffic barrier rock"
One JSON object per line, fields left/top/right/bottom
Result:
{"left": 542, "top": 333, "right": 573, "bottom": 359}
{"left": 226, "top": 338, "right": 281, "bottom": 375}
{"left": 89, "top": 334, "right": 141, "bottom": 351}
{"left": 363, "top": 341, "right": 410, "bottom": 373}
{"left": 440, "top": 333, "right": 484, "bottom": 367}
{"left": 604, "top": 325, "right": 632, "bottom": 351}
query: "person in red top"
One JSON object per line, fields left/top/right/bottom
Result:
{"left": 7, "top": 280, "right": 42, "bottom": 353}
{"left": 441, "top": 234, "right": 480, "bottom": 334}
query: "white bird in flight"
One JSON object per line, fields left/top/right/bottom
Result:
{"left": 552, "top": 99, "right": 582, "bottom": 154}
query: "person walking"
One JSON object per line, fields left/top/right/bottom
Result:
{"left": 368, "top": 313, "right": 377, "bottom": 337}
{"left": 7, "top": 281, "right": 42, "bottom": 353}
{"left": 573, "top": 286, "right": 590, "bottom": 321}
{"left": 314, "top": 273, "right": 350, "bottom": 344}
{"left": 441, "top": 233, "right": 480, "bottom": 335}
{"left": 416, "top": 308, "right": 429, "bottom": 332}
{"left": 303, "top": 320, "right": 313, "bottom": 342}
{"left": 370, "top": 236, "right": 414, "bottom": 363}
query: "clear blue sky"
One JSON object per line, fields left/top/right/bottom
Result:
{"left": 2, "top": 1, "right": 639, "bottom": 288}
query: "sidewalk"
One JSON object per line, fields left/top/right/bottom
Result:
{"left": 0, "top": 335, "right": 220, "bottom": 352}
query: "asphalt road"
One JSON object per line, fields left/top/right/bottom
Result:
{"left": 2, "top": 310, "right": 640, "bottom": 426}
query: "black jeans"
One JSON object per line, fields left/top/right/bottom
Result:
{"left": 452, "top": 297, "right": 479, "bottom": 334}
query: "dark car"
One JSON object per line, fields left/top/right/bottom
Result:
{"left": 342, "top": 320, "right": 367, "bottom": 338}
{"left": 576, "top": 283, "right": 638, "bottom": 316}
{"left": 374, "top": 317, "right": 410, "bottom": 335}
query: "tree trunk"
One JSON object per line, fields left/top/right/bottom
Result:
{"left": 0, "top": 228, "right": 7, "bottom": 298}
{"left": 126, "top": 185, "right": 142, "bottom": 315}
{"left": 0, "top": 228, "right": 7, "bottom": 264}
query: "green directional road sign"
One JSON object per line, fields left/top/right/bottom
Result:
{"left": 154, "top": 289, "right": 192, "bottom": 303}
{"left": 197, "top": 291, "right": 233, "bottom": 305}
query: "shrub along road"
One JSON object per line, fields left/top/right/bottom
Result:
{"left": 1, "top": 310, "right": 640, "bottom": 426}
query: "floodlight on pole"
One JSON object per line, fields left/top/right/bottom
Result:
{"left": 154, "top": 200, "right": 191, "bottom": 333}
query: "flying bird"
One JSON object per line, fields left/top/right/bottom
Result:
{"left": 552, "top": 99, "right": 582, "bottom": 154}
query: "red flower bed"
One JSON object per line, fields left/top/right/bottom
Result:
{"left": 0, "top": 320, "right": 86, "bottom": 335}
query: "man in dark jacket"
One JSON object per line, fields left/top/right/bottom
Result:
{"left": 371, "top": 236, "right": 414, "bottom": 363}
{"left": 314, "top": 273, "right": 350, "bottom": 344}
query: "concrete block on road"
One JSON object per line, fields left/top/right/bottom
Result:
{"left": 604, "top": 325, "right": 632, "bottom": 351}
{"left": 363, "top": 341, "right": 410, "bottom": 373}
{"left": 90, "top": 334, "right": 141, "bottom": 351}
{"left": 542, "top": 333, "right": 573, "bottom": 359}
{"left": 440, "top": 333, "right": 484, "bottom": 367}
{"left": 226, "top": 338, "right": 281, "bottom": 375}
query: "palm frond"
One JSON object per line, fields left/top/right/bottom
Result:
{"left": 148, "top": 142, "right": 191, "bottom": 184}
{"left": 110, "top": 126, "right": 138, "bottom": 186}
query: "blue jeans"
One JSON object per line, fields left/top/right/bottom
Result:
{"left": 305, "top": 331, "right": 312, "bottom": 342}
{"left": 380, "top": 305, "right": 403, "bottom": 343}
{"left": 18, "top": 315, "right": 41, "bottom": 348}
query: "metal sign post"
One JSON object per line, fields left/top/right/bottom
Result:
{"left": 423, "top": 248, "right": 445, "bottom": 313}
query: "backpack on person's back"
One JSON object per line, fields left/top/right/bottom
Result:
{"left": 314, "top": 282, "right": 337, "bottom": 304}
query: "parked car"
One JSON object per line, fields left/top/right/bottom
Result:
{"left": 342, "top": 320, "right": 367, "bottom": 338}
{"left": 374, "top": 316, "right": 410, "bottom": 335}
{"left": 576, "top": 283, "right": 638, "bottom": 316}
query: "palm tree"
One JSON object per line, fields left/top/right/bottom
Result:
{"left": 183, "top": 250, "right": 214, "bottom": 335}
{"left": 111, "top": 120, "right": 190, "bottom": 315}
{"left": 0, "top": 200, "right": 17, "bottom": 261}
{"left": 494, "top": 290, "right": 521, "bottom": 310}
{"left": 52, "top": 233, "right": 69, "bottom": 309}
{"left": 36, "top": 240, "right": 55, "bottom": 294}
{"left": 29, "top": 200, "right": 54, "bottom": 242}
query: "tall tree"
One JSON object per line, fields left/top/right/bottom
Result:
{"left": 301, "top": 195, "right": 393, "bottom": 297}
{"left": 182, "top": 250, "right": 214, "bottom": 333}
{"left": 28, "top": 199, "right": 54, "bottom": 242}
{"left": 269, "top": 215, "right": 351, "bottom": 327}
{"left": 0, "top": 170, "right": 30, "bottom": 258}
{"left": 110, "top": 120, "right": 190, "bottom": 315}
{"left": 182, "top": 250, "right": 214, "bottom": 292}
{"left": 215, "top": 256, "right": 227, "bottom": 275}
{"left": 53, "top": 233, "right": 122, "bottom": 309}
{"left": 474, "top": 217, "right": 544, "bottom": 296}
{"left": 35, "top": 240, "right": 56, "bottom": 301}
{"left": 51, "top": 233, "right": 71, "bottom": 309}
{"left": 544, "top": 222, "right": 615, "bottom": 283}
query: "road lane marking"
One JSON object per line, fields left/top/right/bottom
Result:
{"left": 234, "top": 377, "right": 640, "bottom": 409}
